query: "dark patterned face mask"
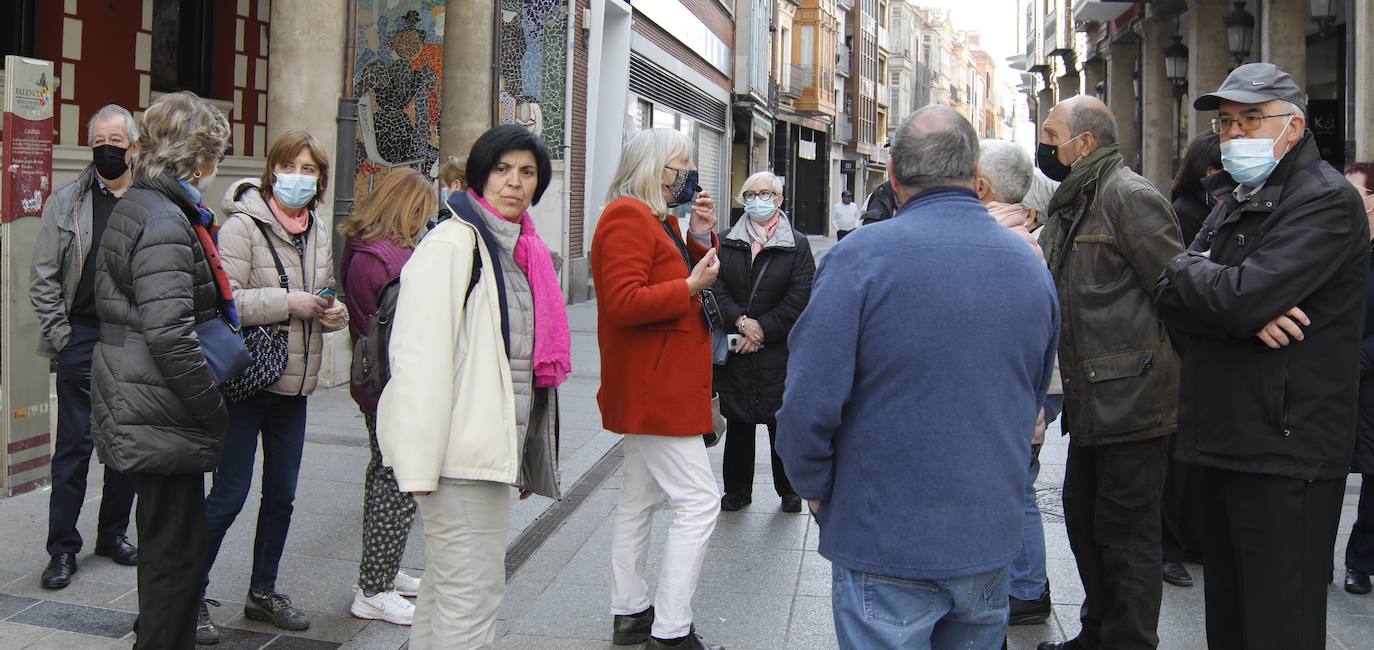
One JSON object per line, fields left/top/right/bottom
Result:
{"left": 664, "top": 166, "right": 699, "bottom": 208}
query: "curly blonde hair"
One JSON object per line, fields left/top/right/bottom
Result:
{"left": 135, "top": 91, "right": 231, "bottom": 182}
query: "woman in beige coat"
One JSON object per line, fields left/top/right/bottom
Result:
{"left": 197, "top": 130, "right": 348, "bottom": 642}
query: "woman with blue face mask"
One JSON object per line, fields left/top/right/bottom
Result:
{"left": 710, "top": 171, "right": 815, "bottom": 514}
{"left": 199, "top": 130, "right": 349, "bottom": 641}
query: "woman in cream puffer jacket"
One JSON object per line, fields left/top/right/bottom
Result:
{"left": 197, "top": 131, "right": 348, "bottom": 638}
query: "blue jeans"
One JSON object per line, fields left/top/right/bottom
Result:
{"left": 1009, "top": 394, "right": 1062, "bottom": 600}
{"left": 203, "top": 391, "right": 308, "bottom": 594}
{"left": 832, "top": 563, "right": 1009, "bottom": 649}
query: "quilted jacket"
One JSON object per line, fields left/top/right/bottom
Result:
{"left": 218, "top": 178, "right": 342, "bottom": 396}
{"left": 90, "top": 173, "right": 228, "bottom": 474}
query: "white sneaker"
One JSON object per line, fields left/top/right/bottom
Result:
{"left": 350, "top": 587, "right": 414, "bottom": 625}
{"left": 392, "top": 570, "right": 421, "bottom": 597}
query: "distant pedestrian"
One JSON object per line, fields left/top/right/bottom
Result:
{"left": 1170, "top": 131, "right": 1223, "bottom": 247}
{"left": 340, "top": 168, "right": 438, "bottom": 626}
{"left": 199, "top": 130, "right": 349, "bottom": 642}
{"left": 378, "top": 125, "right": 566, "bottom": 650}
{"left": 592, "top": 128, "right": 726, "bottom": 650}
{"left": 30, "top": 104, "right": 140, "bottom": 591}
{"left": 91, "top": 90, "right": 231, "bottom": 650}
{"left": 975, "top": 139, "right": 1058, "bottom": 626}
{"left": 778, "top": 106, "right": 1059, "bottom": 649}
{"left": 830, "top": 190, "right": 860, "bottom": 239}
{"left": 860, "top": 180, "right": 898, "bottom": 225}
{"left": 1035, "top": 95, "right": 1184, "bottom": 650}
{"left": 1155, "top": 63, "right": 1368, "bottom": 649}
{"left": 714, "top": 171, "right": 814, "bottom": 514}
{"left": 1343, "top": 161, "right": 1374, "bottom": 597}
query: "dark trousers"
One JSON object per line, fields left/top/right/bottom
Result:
{"left": 1062, "top": 436, "right": 1167, "bottom": 650}
{"left": 1161, "top": 436, "right": 1205, "bottom": 564}
{"left": 1202, "top": 468, "right": 1344, "bottom": 650}
{"left": 48, "top": 323, "right": 136, "bottom": 555}
{"left": 1346, "top": 474, "right": 1374, "bottom": 574}
{"left": 721, "top": 419, "right": 795, "bottom": 498}
{"left": 203, "top": 391, "right": 308, "bottom": 594}
{"left": 130, "top": 471, "right": 205, "bottom": 650}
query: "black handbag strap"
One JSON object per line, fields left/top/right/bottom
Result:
{"left": 746, "top": 256, "right": 773, "bottom": 311}
{"left": 662, "top": 219, "right": 695, "bottom": 272}
{"left": 248, "top": 217, "right": 291, "bottom": 289}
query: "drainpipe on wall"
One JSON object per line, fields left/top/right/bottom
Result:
{"left": 563, "top": 0, "right": 577, "bottom": 299}
{"left": 333, "top": 0, "right": 360, "bottom": 298}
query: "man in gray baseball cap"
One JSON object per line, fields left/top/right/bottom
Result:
{"left": 1155, "top": 62, "right": 1368, "bottom": 649}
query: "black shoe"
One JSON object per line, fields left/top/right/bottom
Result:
{"left": 1163, "top": 561, "right": 1193, "bottom": 587}
{"left": 1037, "top": 640, "right": 1084, "bottom": 650}
{"left": 40, "top": 553, "right": 77, "bottom": 590}
{"left": 613, "top": 606, "right": 654, "bottom": 645}
{"left": 197, "top": 599, "right": 221, "bottom": 645}
{"left": 720, "top": 493, "right": 751, "bottom": 511}
{"left": 1009, "top": 587, "right": 1051, "bottom": 625}
{"left": 1345, "top": 569, "right": 1372, "bottom": 595}
{"left": 245, "top": 590, "right": 310, "bottom": 631}
{"left": 781, "top": 495, "right": 803, "bottom": 513}
{"left": 646, "top": 631, "right": 724, "bottom": 650}
{"left": 94, "top": 535, "right": 138, "bottom": 566}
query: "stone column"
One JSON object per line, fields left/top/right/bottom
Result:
{"left": 1084, "top": 59, "right": 1106, "bottom": 100}
{"left": 1263, "top": 0, "right": 1307, "bottom": 87}
{"left": 1140, "top": 21, "right": 1174, "bottom": 191}
{"left": 1107, "top": 40, "right": 1139, "bottom": 171}
{"left": 1187, "top": 0, "right": 1232, "bottom": 135}
{"left": 268, "top": 0, "right": 348, "bottom": 227}
{"left": 441, "top": 0, "right": 496, "bottom": 161}
{"left": 1057, "top": 72, "right": 1080, "bottom": 100}
{"left": 1037, "top": 88, "right": 1053, "bottom": 129}
{"left": 1357, "top": 0, "right": 1374, "bottom": 160}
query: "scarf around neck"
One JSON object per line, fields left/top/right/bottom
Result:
{"left": 470, "top": 190, "right": 571, "bottom": 388}
{"left": 746, "top": 213, "right": 780, "bottom": 259}
{"left": 268, "top": 195, "right": 312, "bottom": 235}
{"left": 1040, "top": 144, "right": 1122, "bottom": 272}
{"left": 179, "top": 179, "right": 240, "bottom": 327}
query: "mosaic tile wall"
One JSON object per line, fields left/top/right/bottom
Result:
{"left": 353, "top": 0, "right": 445, "bottom": 197}
{"left": 498, "top": 0, "right": 569, "bottom": 158}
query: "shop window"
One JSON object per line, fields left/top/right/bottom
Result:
{"left": 0, "top": 0, "right": 37, "bottom": 61}
{"left": 151, "top": 0, "right": 215, "bottom": 97}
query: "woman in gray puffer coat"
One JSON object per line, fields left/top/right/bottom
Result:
{"left": 90, "top": 90, "right": 231, "bottom": 649}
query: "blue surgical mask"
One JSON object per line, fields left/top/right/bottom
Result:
{"left": 744, "top": 198, "right": 778, "bottom": 222}
{"left": 1220, "top": 118, "right": 1293, "bottom": 187}
{"left": 273, "top": 172, "right": 318, "bottom": 208}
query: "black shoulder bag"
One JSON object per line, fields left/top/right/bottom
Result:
{"left": 220, "top": 218, "right": 291, "bottom": 402}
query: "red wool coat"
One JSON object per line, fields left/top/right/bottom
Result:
{"left": 592, "top": 197, "right": 718, "bottom": 436}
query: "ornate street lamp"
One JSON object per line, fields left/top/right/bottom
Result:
{"left": 1309, "top": 0, "right": 1337, "bottom": 33}
{"left": 1164, "top": 35, "right": 1189, "bottom": 97}
{"left": 1223, "top": 1, "right": 1255, "bottom": 66}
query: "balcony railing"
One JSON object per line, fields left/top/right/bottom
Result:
{"left": 877, "top": 84, "right": 891, "bottom": 107}
{"left": 783, "top": 64, "right": 806, "bottom": 99}
{"left": 877, "top": 26, "right": 890, "bottom": 52}
{"left": 837, "top": 44, "right": 852, "bottom": 77}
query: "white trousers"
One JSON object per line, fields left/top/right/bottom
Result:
{"left": 410, "top": 481, "right": 509, "bottom": 650}
{"left": 610, "top": 434, "right": 722, "bottom": 639}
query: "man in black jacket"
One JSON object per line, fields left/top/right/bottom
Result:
{"left": 860, "top": 180, "right": 898, "bottom": 225}
{"left": 1155, "top": 63, "right": 1369, "bottom": 649}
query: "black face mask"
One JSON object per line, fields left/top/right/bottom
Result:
{"left": 1036, "top": 142, "right": 1073, "bottom": 183}
{"left": 665, "top": 168, "right": 700, "bottom": 208}
{"left": 93, "top": 144, "right": 130, "bottom": 180}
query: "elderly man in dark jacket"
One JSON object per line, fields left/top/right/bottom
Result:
{"left": 29, "top": 105, "right": 141, "bottom": 590}
{"left": 1034, "top": 96, "right": 1184, "bottom": 650}
{"left": 1154, "top": 63, "right": 1368, "bottom": 650}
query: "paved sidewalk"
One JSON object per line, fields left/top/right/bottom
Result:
{"left": 1, "top": 235, "right": 1372, "bottom": 648}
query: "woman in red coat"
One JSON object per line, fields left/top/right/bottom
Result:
{"left": 591, "top": 128, "right": 725, "bottom": 650}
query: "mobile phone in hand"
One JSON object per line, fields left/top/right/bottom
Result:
{"left": 317, "top": 288, "right": 337, "bottom": 304}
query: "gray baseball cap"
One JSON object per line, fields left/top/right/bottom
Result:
{"left": 1193, "top": 63, "right": 1306, "bottom": 113}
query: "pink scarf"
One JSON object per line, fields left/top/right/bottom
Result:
{"left": 747, "top": 214, "right": 780, "bottom": 260}
{"left": 472, "top": 192, "right": 572, "bottom": 388}
{"left": 268, "top": 196, "right": 311, "bottom": 235}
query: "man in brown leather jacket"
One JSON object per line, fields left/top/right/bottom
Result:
{"left": 1033, "top": 96, "right": 1184, "bottom": 650}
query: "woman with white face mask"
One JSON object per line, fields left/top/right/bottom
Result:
{"left": 198, "top": 130, "right": 349, "bottom": 642}
{"left": 711, "top": 171, "right": 815, "bottom": 514}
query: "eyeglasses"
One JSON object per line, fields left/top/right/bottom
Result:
{"left": 1210, "top": 113, "right": 1295, "bottom": 135}
{"left": 742, "top": 191, "right": 776, "bottom": 201}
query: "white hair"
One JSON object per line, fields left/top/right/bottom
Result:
{"left": 735, "top": 171, "right": 784, "bottom": 204}
{"left": 1282, "top": 100, "right": 1306, "bottom": 120}
{"left": 87, "top": 104, "right": 139, "bottom": 144}
{"left": 607, "top": 128, "right": 694, "bottom": 216}
{"left": 977, "top": 140, "right": 1033, "bottom": 204}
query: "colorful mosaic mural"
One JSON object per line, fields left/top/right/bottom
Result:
{"left": 353, "top": 0, "right": 445, "bottom": 195}
{"left": 498, "top": 0, "right": 568, "bottom": 158}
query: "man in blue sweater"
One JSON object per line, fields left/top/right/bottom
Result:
{"left": 777, "top": 106, "right": 1059, "bottom": 648}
